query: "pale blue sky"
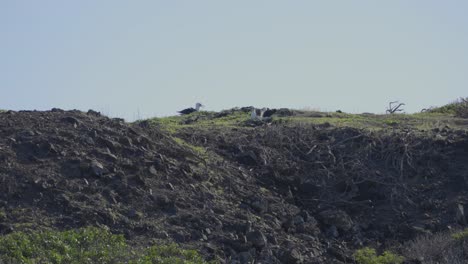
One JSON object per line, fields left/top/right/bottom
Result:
{"left": 1, "top": 1, "right": 467, "bottom": 120}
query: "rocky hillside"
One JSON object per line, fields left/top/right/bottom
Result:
{"left": 1, "top": 108, "right": 468, "bottom": 263}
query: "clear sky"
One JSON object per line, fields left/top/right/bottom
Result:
{"left": 1, "top": 1, "right": 467, "bottom": 120}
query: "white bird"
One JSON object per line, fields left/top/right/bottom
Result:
{"left": 251, "top": 109, "right": 258, "bottom": 120}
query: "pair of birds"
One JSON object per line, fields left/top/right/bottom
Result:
{"left": 178, "top": 103, "right": 276, "bottom": 120}
{"left": 251, "top": 107, "right": 276, "bottom": 120}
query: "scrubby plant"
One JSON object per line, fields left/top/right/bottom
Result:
{"left": 455, "top": 98, "right": 468, "bottom": 118}
{"left": 404, "top": 232, "right": 454, "bottom": 263}
{"left": 452, "top": 228, "right": 468, "bottom": 241}
{"left": 135, "top": 244, "right": 208, "bottom": 264}
{"left": 0, "top": 227, "right": 127, "bottom": 263}
{"left": 383, "top": 119, "right": 399, "bottom": 126}
{"left": 426, "top": 97, "right": 468, "bottom": 118}
{"left": 0, "top": 227, "right": 212, "bottom": 264}
{"left": 404, "top": 229, "right": 468, "bottom": 264}
{"left": 354, "top": 247, "right": 404, "bottom": 264}
{"left": 0, "top": 209, "right": 6, "bottom": 221}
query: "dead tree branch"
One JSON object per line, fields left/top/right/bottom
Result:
{"left": 386, "top": 101, "right": 405, "bottom": 114}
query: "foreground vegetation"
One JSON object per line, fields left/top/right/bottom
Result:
{"left": 0, "top": 227, "right": 212, "bottom": 264}
{"left": 426, "top": 97, "right": 468, "bottom": 118}
{"left": 354, "top": 247, "right": 404, "bottom": 264}
{"left": 353, "top": 228, "right": 468, "bottom": 264}
{"left": 2, "top": 226, "right": 467, "bottom": 263}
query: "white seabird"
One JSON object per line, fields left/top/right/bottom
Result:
{"left": 251, "top": 108, "right": 258, "bottom": 120}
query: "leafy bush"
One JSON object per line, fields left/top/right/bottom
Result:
{"left": 427, "top": 97, "right": 468, "bottom": 118}
{"left": 0, "top": 227, "right": 211, "bottom": 264}
{"left": 135, "top": 244, "right": 208, "bottom": 264}
{"left": 0, "top": 227, "right": 127, "bottom": 263}
{"left": 383, "top": 119, "right": 399, "bottom": 126}
{"left": 452, "top": 228, "right": 468, "bottom": 241}
{"left": 354, "top": 247, "right": 404, "bottom": 264}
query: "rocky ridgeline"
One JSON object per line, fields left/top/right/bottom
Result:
{"left": 0, "top": 109, "right": 468, "bottom": 263}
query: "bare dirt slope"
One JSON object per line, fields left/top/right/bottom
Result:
{"left": 1, "top": 108, "right": 468, "bottom": 263}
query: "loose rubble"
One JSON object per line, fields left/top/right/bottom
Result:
{"left": 0, "top": 109, "right": 467, "bottom": 263}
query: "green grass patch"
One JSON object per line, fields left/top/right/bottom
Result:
{"left": 196, "top": 111, "right": 248, "bottom": 126}
{"left": 143, "top": 107, "right": 468, "bottom": 139}
{"left": 0, "top": 227, "right": 213, "bottom": 264}
{"left": 354, "top": 247, "right": 404, "bottom": 264}
{"left": 279, "top": 112, "right": 466, "bottom": 131}
{"left": 146, "top": 110, "right": 251, "bottom": 133}
{"left": 137, "top": 244, "right": 209, "bottom": 264}
{"left": 147, "top": 115, "right": 185, "bottom": 134}
{"left": 172, "top": 136, "right": 208, "bottom": 158}
{"left": 451, "top": 228, "right": 468, "bottom": 241}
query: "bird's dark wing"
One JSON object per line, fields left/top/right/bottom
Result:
{"left": 263, "top": 109, "right": 277, "bottom": 117}
{"left": 178, "top": 108, "right": 196, "bottom": 115}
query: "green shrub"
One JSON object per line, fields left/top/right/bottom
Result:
{"left": 427, "top": 97, "right": 468, "bottom": 118}
{"left": 135, "top": 244, "right": 208, "bottom": 264}
{"left": 0, "top": 227, "right": 212, "bottom": 264}
{"left": 452, "top": 228, "right": 468, "bottom": 241}
{"left": 354, "top": 247, "right": 404, "bottom": 264}
{"left": 0, "top": 227, "right": 127, "bottom": 264}
{"left": 384, "top": 119, "right": 399, "bottom": 126}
